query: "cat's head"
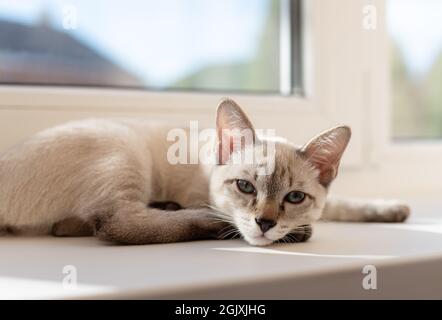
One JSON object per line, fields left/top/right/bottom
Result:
{"left": 209, "top": 98, "right": 351, "bottom": 246}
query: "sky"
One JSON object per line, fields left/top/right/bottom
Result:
{"left": 0, "top": 0, "right": 270, "bottom": 86}
{"left": 387, "top": 0, "right": 442, "bottom": 76}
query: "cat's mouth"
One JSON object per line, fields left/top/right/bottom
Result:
{"left": 244, "top": 234, "right": 274, "bottom": 246}
{"left": 233, "top": 218, "right": 278, "bottom": 246}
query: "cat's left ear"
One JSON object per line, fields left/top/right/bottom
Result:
{"left": 216, "top": 98, "right": 256, "bottom": 164}
{"left": 300, "top": 126, "right": 351, "bottom": 187}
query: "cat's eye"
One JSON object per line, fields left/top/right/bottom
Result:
{"left": 236, "top": 179, "right": 256, "bottom": 194}
{"left": 285, "top": 191, "right": 306, "bottom": 204}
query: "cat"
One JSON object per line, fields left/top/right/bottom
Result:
{"left": 0, "top": 98, "right": 410, "bottom": 246}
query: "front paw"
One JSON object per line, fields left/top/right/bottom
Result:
{"left": 52, "top": 217, "right": 94, "bottom": 237}
{"left": 283, "top": 224, "right": 313, "bottom": 243}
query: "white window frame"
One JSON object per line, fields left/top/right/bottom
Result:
{"left": 0, "top": 0, "right": 440, "bottom": 198}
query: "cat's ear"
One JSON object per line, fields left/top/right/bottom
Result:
{"left": 216, "top": 98, "right": 256, "bottom": 164}
{"left": 300, "top": 126, "right": 351, "bottom": 187}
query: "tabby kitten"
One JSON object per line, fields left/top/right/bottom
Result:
{"left": 0, "top": 99, "right": 409, "bottom": 245}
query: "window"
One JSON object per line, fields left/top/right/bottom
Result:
{"left": 388, "top": 0, "right": 442, "bottom": 139}
{"left": 0, "top": 0, "right": 302, "bottom": 94}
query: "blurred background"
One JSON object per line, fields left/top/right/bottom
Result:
{"left": 0, "top": 0, "right": 441, "bottom": 139}
{"left": 0, "top": 0, "right": 281, "bottom": 92}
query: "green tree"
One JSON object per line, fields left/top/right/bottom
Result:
{"left": 392, "top": 41, "right": 442, "bottom": 139}
{"left": 424, "top": 50, "right": 442, "bottom": 136}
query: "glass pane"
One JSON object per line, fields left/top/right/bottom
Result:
{"left": 388, "top": 0, "right": 442, "bottom": 139}
{"left": 0, "top": 0, "right": 282, "bottom": 93}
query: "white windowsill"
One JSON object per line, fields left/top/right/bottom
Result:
{"left": 1, "top": 201, "right": 442, "bottom": 299}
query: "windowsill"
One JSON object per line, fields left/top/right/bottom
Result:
{"left": 1, "top": 201, "right": 442, "bottom": 299}
{"left": 0, "top": 85, "right": 314, "bottom": 113}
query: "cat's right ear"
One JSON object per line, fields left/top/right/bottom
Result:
{"left": 216, "top": 98, "right": 256, "bottom": 165}
{"left": 300, "top": 126, "right": 351, "bottom": 187}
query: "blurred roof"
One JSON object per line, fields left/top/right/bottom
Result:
{"left": 0, "top": 19, "right": 143, "bottom": 87}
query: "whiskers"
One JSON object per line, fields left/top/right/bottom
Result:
{"left": 277, "top": 225, "right": 312, "bottom": 244}
{"left": 203, "top": 205, "right": 242, "bottom": 240}
{"left": 219, "top": 225, "right": 242, "bottom": 240}
{"left": 205, "top": 205, "right": 233, "bottom": 224}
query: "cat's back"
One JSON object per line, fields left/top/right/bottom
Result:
{"left": 0, "top": 118, "right": 211, "bottom": 227}
{"left": 0, "top": 118, "right": 154, "bottom": 225}
{"left": 0, "top": 118, "right": 150, "bottom": 171}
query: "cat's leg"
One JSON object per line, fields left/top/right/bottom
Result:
{"left": 52, "top": 217, "right": 94, "bottom": 237}
{"left": 0, "top": 225, "right": 19, "bottom": 235}
{"left": 322, "top": 197, "right": 410, "bottom": 222}
{"left": 94, "top": 201, "right": 229, "bottom": 245}
{"left": 0, "top": 217, "right": 6, "bottom": 235}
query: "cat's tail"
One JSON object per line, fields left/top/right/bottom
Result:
{"left": 321, "top": 197, "right": 410, "bottom": 223}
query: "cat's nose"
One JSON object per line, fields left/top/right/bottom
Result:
{"left": 255, "top": 218, "right": 276, "bottom": 233}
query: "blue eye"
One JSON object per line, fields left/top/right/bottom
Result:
{"left": 236, "top": 179, "right": 256, "bottom": 194}
{"left": 285, "top": 191, "right": 306, "bottom": 204}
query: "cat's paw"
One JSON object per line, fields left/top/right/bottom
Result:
{"left": 282, "top": 224, "right": 313, "bottom": 243}
{"left": 52, "top": 217, "right": 94, "bottom": 237}
{"left": 364, "top": 201, "right": 411, "bottom": 223}
{"left": 0, "top": 226, "right": 8, "bottom": 235}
